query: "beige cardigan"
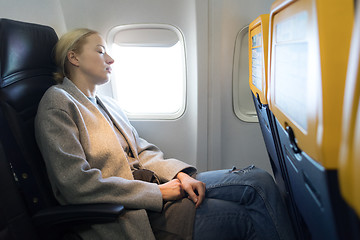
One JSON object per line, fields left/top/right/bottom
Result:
{"left": 35, "top": 78, "right": 196, "bottom": 239}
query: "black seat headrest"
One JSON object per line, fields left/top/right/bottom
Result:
{"left": 0, "top": 18, "right": 58, "bottom": 88}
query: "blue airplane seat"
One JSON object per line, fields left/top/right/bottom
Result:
{"left": 0, "top": 18, "right": 124, "bottom": 240}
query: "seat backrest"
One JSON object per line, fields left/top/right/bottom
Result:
{"left": 267, "top": 0, "right": 355, "bottom": 239}
{"left": 248, "top": 14, "right": 306, "bottom": 239}
{"left": 248, "top": 14, "right": 285, "bottom": 190}
{"left": 0, "top": 18, "right": 58, "bottom": 215}
{"left": 248, "top": 14, "right": 269, "bottom": 106}
{"left": 339, "top": 0, "right": 360, "bottom": 221}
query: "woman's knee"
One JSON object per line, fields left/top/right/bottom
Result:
{"left": 238, "top": 167, "right": 277, "bottom": 190}
{"left": 196, "top": 166, "right": 276, "bottom": 189}
{"left": 225, "top": 167, "right": 280, "bottom": 204}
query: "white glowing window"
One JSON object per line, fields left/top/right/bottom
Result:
{"left": 108, "top": 25, "right": 186, "bottom": 119}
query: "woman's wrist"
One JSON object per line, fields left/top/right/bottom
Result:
{"left": 176, "top": 171, "right": 189, "bottom": 182}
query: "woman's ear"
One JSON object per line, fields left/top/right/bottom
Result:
{"left": 67, "top": 51, "right": 79, "bottom": 67}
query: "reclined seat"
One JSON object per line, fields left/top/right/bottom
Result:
{"left": 0, "top": 19, "right": 124, "bottom": 239}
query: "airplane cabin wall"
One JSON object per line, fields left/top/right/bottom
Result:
{"left": 208, "top": 0, "right": 273, "bottom": 172}
{"left": 0, "top": 0, "right": 273, "bottom": 174}
{"left": 0, "top": 0, "right": 67, "bottom": 35}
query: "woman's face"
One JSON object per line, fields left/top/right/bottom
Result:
{"left": 76, "top": 33, "right": 114, "bottom": 86}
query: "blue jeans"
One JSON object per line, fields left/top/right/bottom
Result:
{"left": 193, "top": 166, "right": 296, "bottom": 240}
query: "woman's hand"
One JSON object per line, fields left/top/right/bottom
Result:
{"left": 159, "top": 179, "right": 185, "bottom": 201}
{"left": 176, "top": 172, "right": 206, "bottom": 208}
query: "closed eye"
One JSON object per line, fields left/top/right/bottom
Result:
{"left": 97, "top": 44, "right": 106, "bottom": 55}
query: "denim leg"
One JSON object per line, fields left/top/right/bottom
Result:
{"left": 194, "top": 166, "right": 296, "bottom": 240}
{"left": 193, "top": 198, "right": 257, "bottom": 240}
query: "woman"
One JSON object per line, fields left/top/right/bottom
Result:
{"left": 35, "top": 29, "right": 295, "bottom": 240}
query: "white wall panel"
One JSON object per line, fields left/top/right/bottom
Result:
{"left": 0, "top": 0, "right": 66, "bottom": 35}
{"left": 208, "top": 0, "right": 274, "bottom": 172}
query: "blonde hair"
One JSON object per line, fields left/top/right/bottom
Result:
{"left": 53, "top": 28, "right": 98, "bottom": 83}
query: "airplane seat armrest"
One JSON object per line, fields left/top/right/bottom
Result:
{"left": 32, "top": 203, "right": 125, "bottom": 228}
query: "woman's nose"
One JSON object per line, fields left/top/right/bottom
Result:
{"left": 106, "top": 53, "right": 115, "bottom": 65}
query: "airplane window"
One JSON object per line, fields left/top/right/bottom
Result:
{"left": 233, "top": 26, "right": 258, "bottom": 122}
{"left": 107, "top": 25, "right": 186, "bottom": 119}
